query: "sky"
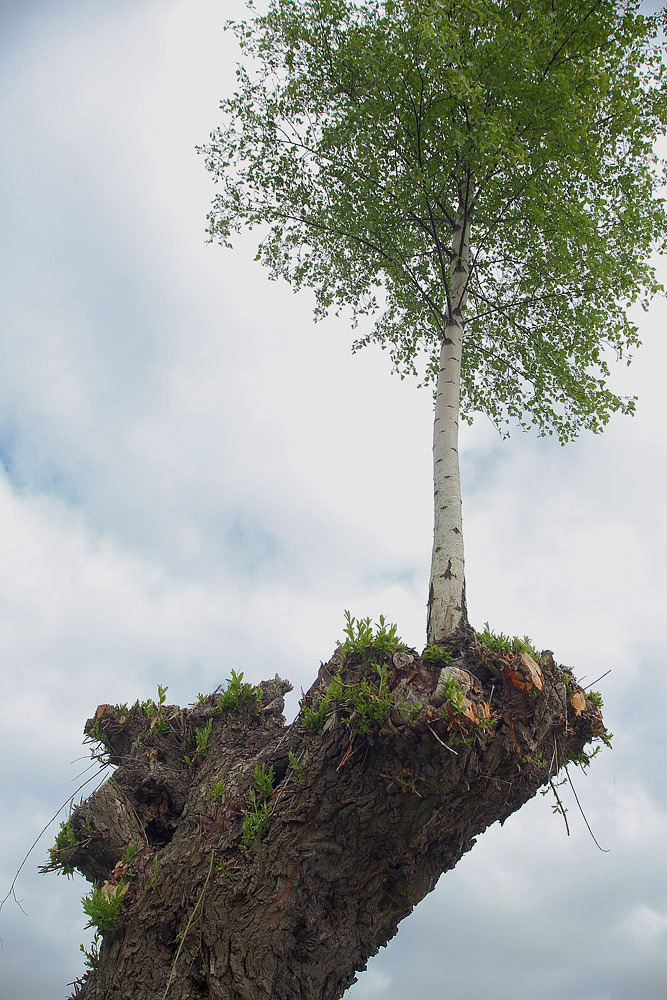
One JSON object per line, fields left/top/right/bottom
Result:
{"left": 0, "top": 1, "right": 666, "bottom": 998}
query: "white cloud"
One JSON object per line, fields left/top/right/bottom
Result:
{"left": 612, "top": 782, "right": 667, "bottom": 847}
{"left": 1, "top": 2, "right": 666, "bottom": 999}
{"left": 348, "top": 968, "right": 392, "bottom": 998}
{"left": 620, "top": 904, "right": 667, "bottom": 953}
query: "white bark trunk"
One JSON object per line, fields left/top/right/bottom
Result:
{"left": 427, "top": 211, "right": 470, "bottom": 644}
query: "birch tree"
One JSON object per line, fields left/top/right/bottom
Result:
{"left": 202, "top": 0, "right": 666, "bottom": 642}
{"left": 41, "top": 10, "right": 654, "bottom": 994}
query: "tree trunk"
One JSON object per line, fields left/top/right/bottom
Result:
{"left": 427, "top": 210, "right": 470, "bottom": 645}
{"left": 51, "top": 638, "right": 607, "bottom": 1000}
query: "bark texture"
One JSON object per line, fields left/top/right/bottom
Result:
{"left": 54, "top": 637, "right": 607, "bottom": 1000}
{"left": 427, "top": 210, "right": 471, "bottom": 644}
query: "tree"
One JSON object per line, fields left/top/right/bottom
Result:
{"left": 201, "top": 0, "right": 666, "bottom": 643}
{"left": 40, "top": 3, "right": 663, "bottom": 997}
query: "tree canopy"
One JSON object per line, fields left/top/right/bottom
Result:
{"left": 202, "top": 0, "right": 667, "bottom": 443}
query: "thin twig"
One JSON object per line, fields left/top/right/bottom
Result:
{"left": 549, "top": 778, "right": 571, "bottom": 837}
{"left": 564, "top": 764, "right": 610, "bottom": 852}
{"left": 0, "top": 766, "right": 110, "bottom": 915}
{"left": 337, "top": 739, "right": 356, "bottom": 771}
{"left": 583, "top": 669, "right": 611, "bottom": 690}
{"left": 427, "top": 724, "right": 459, "bottom": 755}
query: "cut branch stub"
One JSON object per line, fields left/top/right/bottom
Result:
{"left": 53, "top": 645, "right": 608, "bottom": 1000}
{"left": 431, "top": 663, "right": 490, "bottom": 724}
{"left": 506, "top": 651, "right": 545, "bottom": 694}
{"left": 571, "top": 690, "right": 587, "bottom": 716}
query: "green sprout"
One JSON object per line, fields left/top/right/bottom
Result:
{"left": 303, "top": 661, "right": 392, "bottom": 735}
{"left": 477, "top": 622, "right": 539, "bottom": 658}
{"left": 80, "top": 931, "right": 102, "bottom": 971}
{"left": 216, "top": 670, "right": 260, "bottom": 714}
{"left": 140, "top": 683, "right": 169, "bottom": 732}
{"left": 47, "top": 819, "right": 78, "bottom": 877}
{"left": 338, "top": 610, "right": 405, "bottom": 661}
{"left": 440, "top": 676, "right": 465, "bottom": 712}
{"left": 422, "top": 643, "right": 454, "bottom": 665}
{"left": 195, "top": 719, "right": 213, "bottom": 757}
{"left": 302, "top": 670, "right": 345, "bottom": 731}
{"left": 588, "top": 689, "right": 604, "bottom": 710}
{"left": 348, "top": 663, "right": 391, "bottom": 734}
{"left": 120, "top": 841, "right": 137, "bottom": 865}
{"left": 81, "top": 882, "right": 126, "bottom": 932}
{"left": 287, "top": 751, "right": 306, "bottom": 783}
{"left": 241, "top": 764, "right": 274, "bottom": 850}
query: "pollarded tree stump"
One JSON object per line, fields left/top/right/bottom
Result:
{"left": 47, "top": 635, "right": 608, "bottom": 1000}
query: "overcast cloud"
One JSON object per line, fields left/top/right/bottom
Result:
{"left": 1, "top": 2, "right": 666, "bottom": 998}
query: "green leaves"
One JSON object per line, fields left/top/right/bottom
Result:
{"left": 202, "top": 0, "right": 666, "bottom": 441}
{"left": 477, "top": 622, "right": 539, "bottom": 659}
{"left": 216, "top": 670, "right": 260, "bottom": 713}
{"left": 241, "top": 765, "right": 274, "bottom": 850}
{"left": 338, "top": 610, "right": 405, "bottom": 661}
{"left": 81, "top": 881, "right": 126, "bottom": 932}
{"left": 194, "top": 719, "right": 213, "bottom": 757}
{"left": 46, "top": 820, "right": 78, "bottom": 877}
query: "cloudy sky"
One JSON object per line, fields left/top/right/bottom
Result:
{"left": 1, "top": 1, "right": 666, "bottom": 997}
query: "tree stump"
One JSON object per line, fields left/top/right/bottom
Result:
{"left": 48, "top": 638, "right": 607, "bottom": 1000}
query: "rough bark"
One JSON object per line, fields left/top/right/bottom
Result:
{"left": 52, "top": 637, "right": 608, "bottom": 1000}
{"left": 427, "top": 208, "right": 471, "bottom": 644}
